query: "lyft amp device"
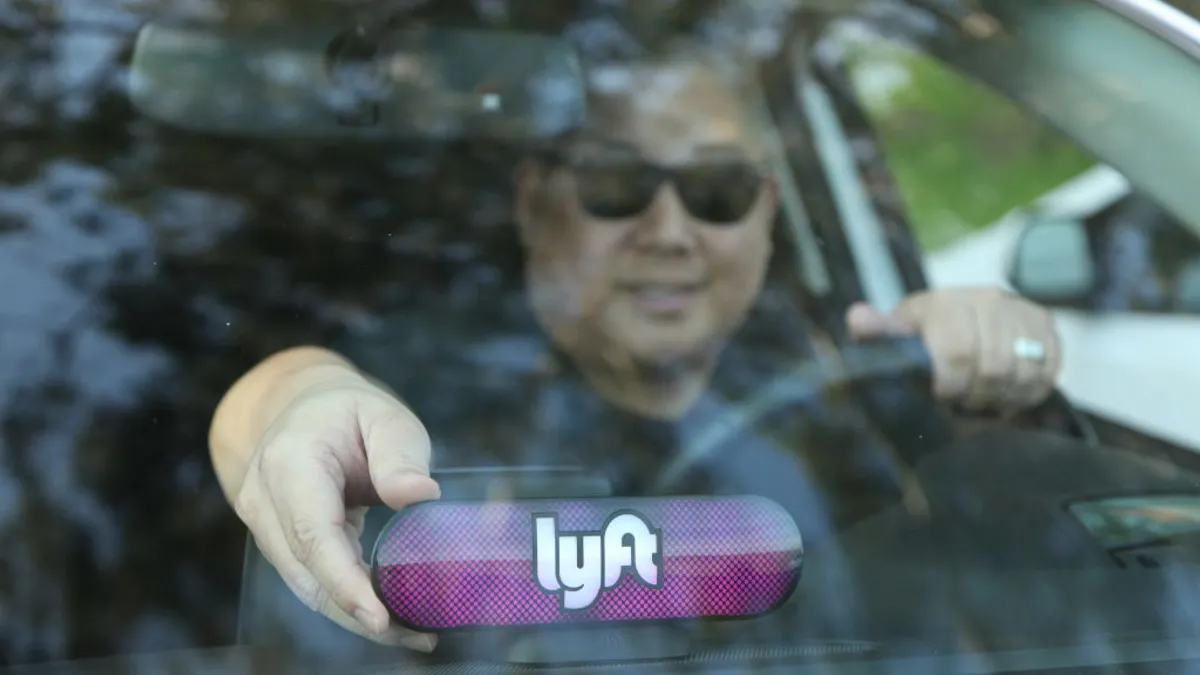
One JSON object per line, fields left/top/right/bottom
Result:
{"left": 370, "top": 496, "right": 803, "bottom": 631}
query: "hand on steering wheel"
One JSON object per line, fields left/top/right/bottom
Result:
{"left": 654, "top": 333, "right": 949, "bottom": 490}
{"left": 660, "top": 285, "right": 1067, "bottom": 485}
{"left": 846, "top": 287, "right": 1063, "bottom": 415}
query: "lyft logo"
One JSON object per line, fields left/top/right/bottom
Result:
{"left": 532, "top": 511, "right": 663, "bottom": 611}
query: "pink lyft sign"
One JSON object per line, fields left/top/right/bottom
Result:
{"left": 370, "top": 496, "right": 803, "bottom": 631}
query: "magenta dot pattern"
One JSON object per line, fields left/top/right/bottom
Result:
{"left": 373, "top": 496, "right": 802, "bottom": 630}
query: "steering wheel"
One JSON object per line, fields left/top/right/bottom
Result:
{"left": 655, "top": 336, "right": 1095, "bottom": 490}
{"left": 650, "top": 336, "right": 953, "bottom": 492}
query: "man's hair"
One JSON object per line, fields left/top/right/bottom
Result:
{"left": 521, "top": 45, "right": 772, "bottom": 174}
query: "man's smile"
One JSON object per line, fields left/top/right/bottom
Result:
{"left": 617, "top": 280, "right": 710, "bottom": 317}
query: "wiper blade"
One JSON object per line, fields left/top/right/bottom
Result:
{"left": 1104, "top": 532, "right": 1200, "bottom": 568}
{"left": 1107, "top": 536, "right": 1176, "bottom": 556}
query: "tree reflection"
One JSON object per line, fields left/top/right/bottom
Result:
{"left": 1, "top": 0, "right": 781, "bottom": 664}
{"left": 0, "top": 0, "right": 504, "bottom": 665}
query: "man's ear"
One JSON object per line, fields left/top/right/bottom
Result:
{"left": 513, "top": 158, "right": 543, "bottom": 243}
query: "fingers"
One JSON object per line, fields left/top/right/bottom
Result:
{"left": 988, "top": 311, "right": 1062, "bottom": 413}
{"left": 245, "top": 480, "right": 369, "bottom": 633}
{"left": 918, "top": 303, "right": 979, "bottom": 403}
{"left": 243, "top": 453, "right": 436, "bottom": 650}
{"left": 268, "top": 454, "right": 381, "bottom": 625}
{"left": 962, "top": 304, "right": 1009, "bottom": 411}
{"left": 846, "top": 296, "right": 977, "bottom": 401}
{"left": 238, "top": 460, "right": 390, "bottom": 640}
{"left": 230, "top": 387, "right": 444, "bottom": 651}
{"left": 246, "top": 416, "right": 440, "bottom": 650}
{"left": 958, "top": 294, "right": 1062, "bottom": 411}
{"left": 850, "top": 288, "right": 1062, "bottom": 412}
{"left": 846, "top": 302, "right": 917, "bottom": 339}
{"left": 253, "top": 499, "right": 432, "bottom": 650}
{"left": 358, "top": 397, "right": 441, "bottom": 511}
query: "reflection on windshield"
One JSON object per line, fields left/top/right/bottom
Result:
{"left": 2, "top": 0, "right": 1200, "bottom": 672}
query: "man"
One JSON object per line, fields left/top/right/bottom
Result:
{"left": 208, "top": 50, "right": 1061, "bottom": 652}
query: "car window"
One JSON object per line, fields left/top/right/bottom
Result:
{"left": 844, "top": 40, "right": 1099, "bottom": 253}
{"left": 843, "top": 32, "right": 1200, "bottom": 314}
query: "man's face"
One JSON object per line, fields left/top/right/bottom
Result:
{"left": 515, "top": 62, "right": 779, "bottom": 369}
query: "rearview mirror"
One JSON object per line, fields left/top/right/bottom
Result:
{"left": 129, "top": 22, "right": 587, "bottom": 142}
{"left": 1007, "top": 215, "right": 1097, "bottom": 304}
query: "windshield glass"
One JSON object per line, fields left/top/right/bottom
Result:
{"left": 6, "top": 1, "right": 1200, "bottom": 674}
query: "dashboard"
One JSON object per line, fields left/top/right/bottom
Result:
{"left": 192, "top": 426, "right": 1200, "bottom": 674}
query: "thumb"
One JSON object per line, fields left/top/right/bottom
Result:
{"left": 846, "top": 301, "right": 917, "bottom": 340}
{"left": 359, "top": 397, "right": 441, "bottom": 511}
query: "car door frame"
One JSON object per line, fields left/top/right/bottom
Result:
{"left": 803, "top": 0, "right": 1200, "bottom": 465}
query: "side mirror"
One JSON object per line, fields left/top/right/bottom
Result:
{"left": 1007, "top": 215, "right": 1097, "bottom": 305}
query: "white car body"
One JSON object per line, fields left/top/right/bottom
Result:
{"left": 924, "top": 166, "right": 1200, "bottom": 452}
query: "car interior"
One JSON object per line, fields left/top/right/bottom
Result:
{"left": 197, "top": 5, "right": 1200, "bottom": 673}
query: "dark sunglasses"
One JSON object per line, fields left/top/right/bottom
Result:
{"left": 542, "top": 153, "right": 771, "bottom": 224}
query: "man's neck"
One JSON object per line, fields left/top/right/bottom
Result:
{"left": 572, "top": 352, "right": 716, "bottom": 421}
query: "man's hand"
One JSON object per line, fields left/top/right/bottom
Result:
{"left": 232, "top": 382, "right": 440, "bottom": 651}
{"left": 846, "top": 287, "right": 1063, "bottom": 413}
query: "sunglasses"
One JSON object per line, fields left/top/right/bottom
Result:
{"left": 543, "top": 153, "right": 771, "bottom": 224}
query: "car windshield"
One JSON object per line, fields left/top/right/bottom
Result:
{"left": 6, "top": 1, "right": 1200, "bottom": 674}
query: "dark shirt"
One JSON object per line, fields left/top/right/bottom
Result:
{"left": 335, "top": 298, "right": 908, "bottom": 546}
